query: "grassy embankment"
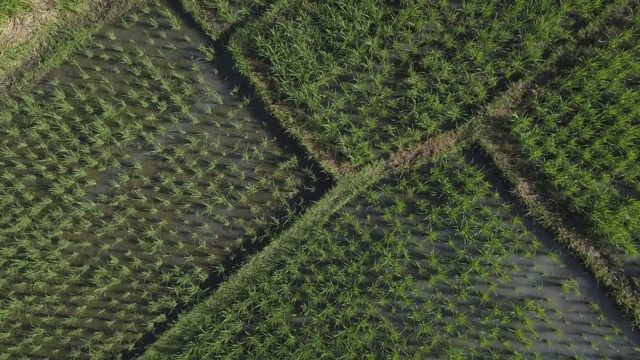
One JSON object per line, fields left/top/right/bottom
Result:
{"left": 0, "top": 0, "right": 153, "bottom": 92}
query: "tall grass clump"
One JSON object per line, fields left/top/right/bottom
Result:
{"left": 0, "top": 0, "right": 30, "bottom": 24}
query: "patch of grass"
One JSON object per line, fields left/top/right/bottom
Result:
{"left": 0, "top": 0, "right": 30, "bottom": 24}
{"left": 141, "top": 161, "right": 384, "bottom": 359}
{"left": 179, "top": 0, "right": 271, "bottom": 41}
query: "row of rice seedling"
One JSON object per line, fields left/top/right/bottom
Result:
{"left": 498, "top": 11, "right": 639, "bottom": 262}
{"left": 0, "top": 0, "right": 149, "bottom": 93}
{"left": 0, "top": 1, "right": 320, "bottom": 358}
{"left": 141, "top": 153, "right": 640, "bottom": 359}
{"left": 229, "top": 0, "right": 614, "bottom": 169}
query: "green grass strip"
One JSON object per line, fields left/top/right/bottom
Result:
{"left": 178, "top": 0, "right": 272, "bottom": 40}
{"left": 140, "top": 159, "right": 385, "bottom": 358}
{"left": 0, "top": 0, "right": 150, "bottom": 94}
{"left": 385, "top": 120, "right": 476, "bottom": 174}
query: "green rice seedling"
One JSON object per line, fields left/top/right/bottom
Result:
{"left": 99, "top": 51, "right": 112, "bottom": 61}
{"left": 128, "top": 10, "right": 140, "bottom": 23}
{"left": 167, "top": 14, "right": 181, "bottom": 31}
{"left": 112, "top": 44, "right": 124, "bottom": 53}
{"left": 69, "top": 59, "right": 90, "bottom": 80}
{"left": 110, "top": 66, "right": 121, "bottom": 78}
{"left": 197, "top": 44, "right": 216, "bottom": 62}
{"left": 46, "top": 76, "right": 60, "bottom": 87}
{"left": 118, "top": 52, "right": 133, "bottom": 67}
{"left": 82, "top": 46, "right": 95, "bottom": 59}
{"left": 228, "top": 85, "right": 240, "bottom": 97}
{"left": 120, "top": 17, "right": 130, "bottom": 30}
{"left": 146, "top": 33, "right": 156, "bottom": 46}
{"left": 149, "top": 16, "right": 159, "bottom": 28}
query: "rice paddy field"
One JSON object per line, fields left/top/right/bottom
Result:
{"left": 490, "top": 5, "right": 640, "bottom": 275}
{"left": 144, "top": 153, "right": 640, "bottom": 359}
{"left": 1, "top": 0, "right": 639, "bottom": 358}
{"left": 229, "top": 0, "right": 613, "bottom": 168}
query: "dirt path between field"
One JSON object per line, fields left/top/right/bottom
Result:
{"left": 0, "top": 0, "right": 58, "bottom": 49}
